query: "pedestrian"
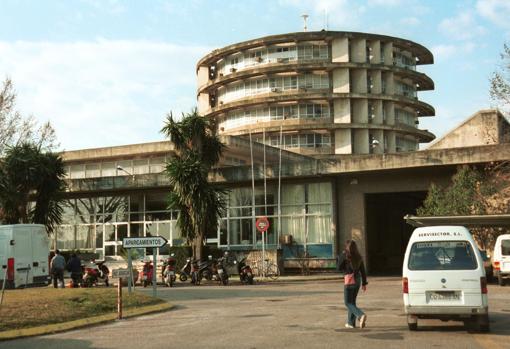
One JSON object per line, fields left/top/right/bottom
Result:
{"left": 338, "top": 240, "right": 368, "bottom": 329}
{"left": 67, "top": 253, "right": 83, "bottom": 287}
{"left": 50, "top": 249, "right": 66, "bottom": 288}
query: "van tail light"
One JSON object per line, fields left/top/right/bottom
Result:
{"left": 493, "top": 261, "right": 500, "bottom": 271}
{"left": 7, "top": 258, "right": 15, "bottom": 281}
{"left": 403, "top": 277, "right": 409, "bottom": 294}
{"left": 480, "top": 277, "right": 488, "bottom": 294}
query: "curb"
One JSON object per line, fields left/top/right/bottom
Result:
{"left": 257, "top": 275, "right": 342, "bottom": 283}
{"left": 0, "top": 302, "right": 173, "bottom": 341}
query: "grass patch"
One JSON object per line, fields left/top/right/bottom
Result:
{"left": 0, "top": 288, "right": 165, "bottom": 331}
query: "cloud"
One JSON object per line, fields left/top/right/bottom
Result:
{"left": 367, "top": 0, "right": 402, "bottom": 6}
{"left": 400, "top": 17, "right": 420, "bottom": 26}
{"left": 476, "top": 0, "right": 510, "bottom": 28}
{"left": 0, "top": 40, "right": 212, "bottom": 150}
{"left": 438, "top": 11, "right": 486, "bottom": 40}
{"left": 431, "top": 42, "right": 476, "bottom": 62}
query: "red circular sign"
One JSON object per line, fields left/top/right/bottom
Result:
{"left": 256, "top": 216, "right": 270, "bottom": 233}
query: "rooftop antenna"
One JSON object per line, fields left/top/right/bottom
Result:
{"left": 301, "top": 14, "right": 309, "bottom": 32}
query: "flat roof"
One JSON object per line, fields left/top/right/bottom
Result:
{"left": 405, "top": 214, "right": 510, "bottom": 227}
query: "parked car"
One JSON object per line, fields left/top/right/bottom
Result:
{"left": 493, "top": 234, "right": 510, "bottom": 286}
{"left": 402, "top": 226, "right": 489, "bottom": 332}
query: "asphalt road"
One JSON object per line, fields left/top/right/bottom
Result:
{"left": 3, "top": 277, "right": 510, "bottom": 349}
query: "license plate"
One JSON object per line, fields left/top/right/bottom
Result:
{"left": 503, "top": 262, "right": 510, "bottom": 270}
{"left": 428, "top": 291, "right": 461, "bottom": 301}
{"left": 169, "top": 271, "right": 175, "bottom": 275}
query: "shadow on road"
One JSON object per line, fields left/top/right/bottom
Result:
{"left": 2, "top": 338, "right": 96, "bottom": 349}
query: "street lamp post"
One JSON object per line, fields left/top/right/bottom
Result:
{"left": 116, "top": 165, "right": 135, "bottom": 181}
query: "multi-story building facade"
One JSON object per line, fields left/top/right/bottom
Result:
{"left": 197, "top": 31, "right": 435, "bottom": 155}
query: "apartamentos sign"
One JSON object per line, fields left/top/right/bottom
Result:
{"left": 122, "top": 236, "right": 168, "bottom": 249}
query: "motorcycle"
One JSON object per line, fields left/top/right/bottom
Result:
{"left": 179, "top": 258, "right": 192, "bottom": 282}
{"left": 139, "top": 260, "right": 154, "bottom": 287}
{"left": 215, "top": 256, "right": 229, "bottom": 286}
{"left": 162, "top": 254, "right": 177, "bottom": 287}
{"left": 235, "top": 258, "right": 254, "bottom": 285}
{"left": 196, "top": 256, "right": 215, "bottom": 284}
{"left": 82, "top": 260, "right": 110, "bottom": 287}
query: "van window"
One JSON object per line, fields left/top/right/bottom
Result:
{"left": 408, "top": 241, "right": 477, "bottom": 270}
{"left": 502, "top": 240, "right": 510, "bottom": 256}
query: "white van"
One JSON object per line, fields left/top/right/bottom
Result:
{"left": 493, "top": 234, "right": 510, "bottom": 286}
{"left": 402, "top": 226, "right": 489, "bottom": 332}
{"left": 0, "top": 224, "right": 51, "bottom": 288}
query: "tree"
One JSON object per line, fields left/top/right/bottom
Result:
{"left": 0, "top": 142, "right": 66, "bottom": 234}
{"left": 161, "top": 108, "right": 226, "bottom": 260}
{"left": 490, "top": 43, "right": 510, "bottom": 110}
{"left": 418, "top": 165, "right": 510, "bottom": 250}
{"left": 0, "top": 78, "right": 58, "bottom": 155}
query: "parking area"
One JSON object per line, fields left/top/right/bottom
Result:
{"left": 3, "top": 277, "right": 510, "bottom": 349}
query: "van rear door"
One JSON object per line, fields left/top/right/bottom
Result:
{"left": 31, "top": 227, "right": 50, "bottom": 285}
{"left": 501, "top": 239, "right": 510, "bottom": 273}
{"left": 13, "top": 228, "right": 33, "bottom": 288}
{"left": 407, "top": 241, "right": 483, "bottom": 308}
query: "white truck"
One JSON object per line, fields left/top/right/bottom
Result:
{"left": 402, "top": 226, "right": 489, "bottom": 332}
{"left": 0, "top": 224, "right": 51, "bottom": 289}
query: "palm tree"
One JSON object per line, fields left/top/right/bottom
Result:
{"left": 0, "top": 142, "right": 66, "bottom": 234}
{"left": 161, "top": 108, "right": 226, "bottom": 260}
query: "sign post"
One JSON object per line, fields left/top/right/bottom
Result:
{"left": 256, "top": 217, "right": 270, "bottom": 278}
{"left": 122, "top": 236, "right": 168, "bottom": 298}
{"left": 112, "top": 269, "right": 130, "bottom": 320}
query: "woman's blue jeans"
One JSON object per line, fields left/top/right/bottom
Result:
{"left": 344, "top": 273, "right": 365, "bottom": 326}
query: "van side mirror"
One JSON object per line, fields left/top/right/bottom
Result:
{"left": 9, "top": 240, "right": 15, "bottom": 246}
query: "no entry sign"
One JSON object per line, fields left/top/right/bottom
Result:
{"left": 256, "top": 216, "right": 270, "bottom": 233}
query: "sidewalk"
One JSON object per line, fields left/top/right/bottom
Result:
{"left": 256, "top": 273, "right": 342, "bottom": 283}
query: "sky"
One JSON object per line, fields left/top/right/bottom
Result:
{"left": 1, "top": 0, "right": 509, "bottom": 151}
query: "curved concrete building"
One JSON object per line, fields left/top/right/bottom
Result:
{"left": 197, "top": 31, "right": 435, "bottom": 155}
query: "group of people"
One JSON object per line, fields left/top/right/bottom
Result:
{"left": 49, "top": 250, "right": 83, "bottom": 288}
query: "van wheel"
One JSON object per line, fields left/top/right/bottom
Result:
{"left": 477, "top": 314, "right": 490, "bottom": 332}
{"left": 407, "top": 316, "right": 418, "bottom": 331}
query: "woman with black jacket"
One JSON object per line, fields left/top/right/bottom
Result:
{"left": 337, "top": 240, "right": 368, "bottom": 329}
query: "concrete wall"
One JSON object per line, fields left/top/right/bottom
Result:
{"left": 332, "top": 68, "right": 350, "bottom": 93}
{"left": 350, "top": 38, "right": 367, "bottom": 63}
{"left": 351, "top": 69, "right": 367, "bottom": 93}
{"left": 197, "top": 66, "right": 210, "bottom": 89}
{"left": 335, "top": 129, "right": 352, "bottom": 154}
{"left": 334, "top": 99, "right": 350, "bottom": 123}
{"left": 428, "top": 110, "right": 507, "bottom": 150}
{"left": 353, "top": 128, "right": 369, "bottom": 154}
{"left": 198, "top": 93, "right": 210, "bottom": 115}
{"left": 351, "top": 99, "right": 368, "bottom": 123}
{"left": 368, "top": 40, "right": 381, "bottom": 64}
{"left": 331, "top": 37, "right": 349, "bottom": 63}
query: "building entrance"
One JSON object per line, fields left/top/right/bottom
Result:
{"left": 365, "top": 191, "right": 426, "bottom": 274}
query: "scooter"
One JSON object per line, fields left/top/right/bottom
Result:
{"left": 179, "top": 258, "right": 192, "bottom": 282}
{"left": 215, "top": 256, "right": 229, "bottom": 286}
{"left": 139, "top": 261, "right": 154, "bottom": 287}
{"left": 162, "top": 254, "right": 177, "bottom": 287}
{"left": 82, "top": 260, "right": 110, "bottom": 287}
{"left": 196, "top": 256, "right": 215, "bottom": 284}
{"left": 235, "top": 258, "right": 254, "bottom": 285}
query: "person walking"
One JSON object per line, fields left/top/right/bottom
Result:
{"left": 50, "top": 249, "right": 66, "bottom": 288}
{"left": 337, "top": 240, "right": 368, "bottom": 329}
{"left": 67, "top": 253, "right": 83, "bottom": 287}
